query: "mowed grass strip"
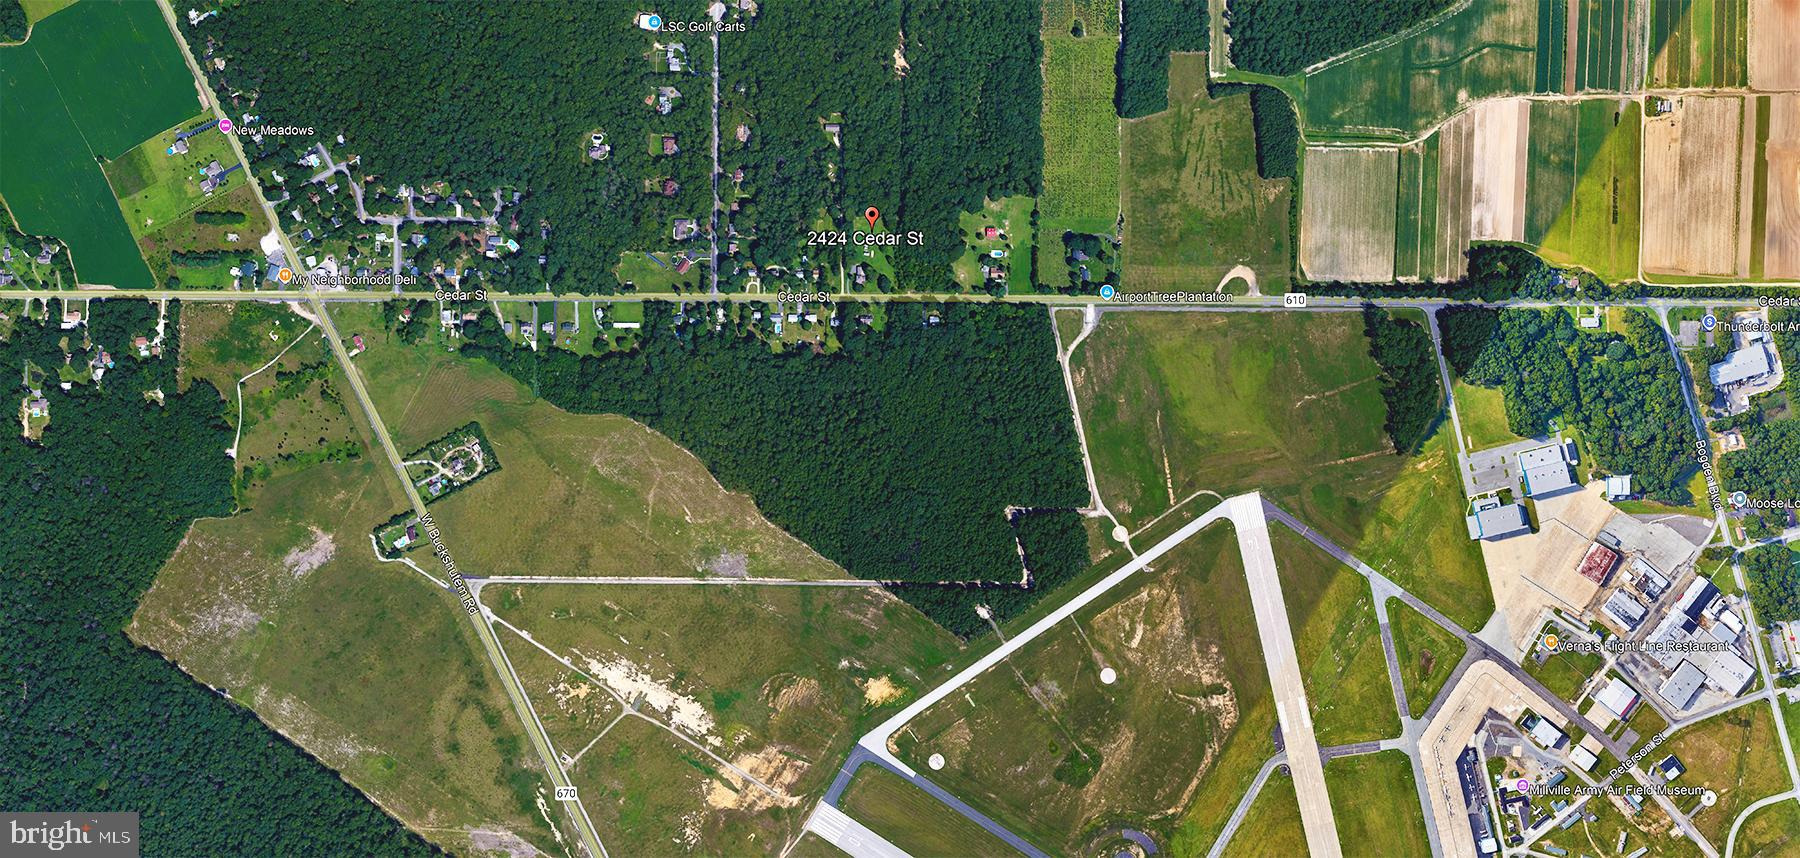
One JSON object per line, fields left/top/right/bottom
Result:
{"left": 0, "top": 0, "right": 198, "bottom": 288}
{"left": 1455, "top": 379, "right": 1526, "bottom": 451}
{"left": 1664, "top": 704, "right": 1791, "bottom": 846}
{"left": 1273, "top": 525, "right": 1400, "bottom": 746}
{"left": 1537, "top": 99, "right": 1639, "bottom": 284}
{"left": 1324, "top": 751, "right": 1431, "bottom": 857}
{"left": 1038, "top": 8, "right": 1118, "bottom": 233}
{"left": 840, "top": 765, "right": 1022, "bottom": 858}
{"left": 1351, "top": 428, "right": 1495, "bottom": 632}
{"left": 1120, "top": 54, "right": 1291, "bottom": 293}
{"left": 1215, "top": 770, "right": 1306, "bottom": 858}
{"left": 1389, "top": 597, "right": 1464, "bottom": 717}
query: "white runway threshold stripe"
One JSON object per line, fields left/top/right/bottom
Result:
{"left": 806, "top": 804, "right": 912, "bottom": 858}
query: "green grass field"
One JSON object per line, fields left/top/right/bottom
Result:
{"left": 1120, "top": 54, "right": 1291, "bottom": 293}
{"left": 1273, "top": 525, "right": 1400, "bottom": 745}
{"left": 19, "top": 0, "right": 77, "bottom": 24}
{"left": 493, "top": 580, "right": 962, "bottom": 855}
{"left": 1038, "top": 0, "right": 1119, "bottom": 236}
{"left": 1734, "top": 796, "right": 1800, "bottom": 858}
{"left": 1663, "top": 703, "right": 1790, "bottom": 846}
{"left": 1216, "top": 770, "right": 1305, "bottom": 858}
{"left": 0, "top": 0, "right": 198, "bottom": 288}
{"left": 840, "top": 765, "right": 1020, "bottom": 858}
{"left": 1536, "top": 100, "right": 1641, "bottom": 284}
{"left": 615, "top": 250, "right": 703, "bottom": 292}
{"left": 1071, "top": 311, "right": 1392, "bottom": 532}
{"left": 897, "top": 523, "right": 1280, "bottom": 855}
{"left": 1301, "top": 0, "right": 1540, "bottom": 139}
{"left": 1524, "top": 632, "right": 1603, "bottom": 702}
{"left": 1389, "top": 597, "right": 1464, "bottom": 717}
{"left": 787, "top": 833, "right": 852, "bottom": 858}
{"left": 1071, "top": 311, "right": 1492, "bottom": 629}
{"left": 953, "top": 196, "right": 1035, "bottom": 291}
{"left": 1649, "top": 0, "right": 1748, "bottom": 88}
{"left": 129, "top": 406, "right": 568, "bottom": 855}
{"left": 1324, "top": 751, "right": 1431, "bottom": 857}
{"left": 105, "top": 115, "right": 246, "bottom": 239}
{"left": 1455, "top": 379, "right": 1526, "bottom": 451}
{"left": 1350, "top": 428, "right": 1495, "bottom": 632}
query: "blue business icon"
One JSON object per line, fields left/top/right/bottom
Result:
{"left": 1099, "top": 284, "right": 1115, "bottom": 300}
{"left": 1702, "top": 314, "right": 1717, "bottom": 332}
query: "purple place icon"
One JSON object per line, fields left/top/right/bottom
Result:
{"left": 218, "top": 117, "right": 234, "bottom": 134}
{"left": 1515, "top": 778, "right": 1530, "bottom": 793}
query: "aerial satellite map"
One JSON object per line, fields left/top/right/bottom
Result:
{"left": 3, "top": 1, "right": 1799, "bottom": 856}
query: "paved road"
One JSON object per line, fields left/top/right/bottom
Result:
{"left": 820, "top": 747, "right": 1049, "bottom": 858}
{"left": 1235, "top": 499, "right": 1343, "bottom": 858}
{"left": 856, "top": 496, "right": 1239, "bottom": 775}
{"left": 805, "top": 804, "right": 908, "bottom": 858}
{"left": 468, "top": 575, "right": 882, "bottom": 587}
{"left": 1656, "top": 312, "right": 1800, "bottom": 798}
{"left": 1424, "top": 308, "right": 1479, "bottom": 498}
{"left": 7, "top": 286, "right": 1783, "bottom": 312}
{"left": 1724, "top": 791, "right": 1798, "bottom": 858}
{"left": 1205, "top": 752, "right": 1289, "bottom": 858}
{"left": 1263, "top": 500, "right": 1720, "bottom": 856}
{"left": 151, "top": 6, "right": 608, "bottom": 855}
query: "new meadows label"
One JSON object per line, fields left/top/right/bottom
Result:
{"left": 4, "top": 812, "right": 138, "bottom": 856}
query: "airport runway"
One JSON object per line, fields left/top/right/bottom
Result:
{"left": 1234, "top": 499, "right": 1344, "bottom": 858}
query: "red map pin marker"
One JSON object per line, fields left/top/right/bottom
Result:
{"left": 864, "top": 206, "right": 880, "bottom": 229}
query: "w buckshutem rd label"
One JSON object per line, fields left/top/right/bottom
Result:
{"left": 4, "top": 812, "right": 139, "bottom": 857}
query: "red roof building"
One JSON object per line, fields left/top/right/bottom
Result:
{"left": 1576, "top": 543, "right": 1619, "bottom": 585}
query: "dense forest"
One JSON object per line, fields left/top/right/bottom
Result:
{"left": 460, "top": 302, "right": 1089, "bottom": 635}
{"left": 1434, "top": 304, "right": 1500, "bottom": 378}
{"left": 1363, "top": 306, "right": 1442, "bottom": 454}
{"left": 0, "top": 301, "right": 434, "bottom": 854}
{"left": 1227, "top": 0, "right": 1457, "bottom": 75}
{"left": 1720, "top": 419, "right": 1800, "bottom": 513}
{"left": 1773, "top": 309, "right": 1799, "bottom": 401}
{"left": 0, "top": 0, "right": 24, "bottom": 41}
{"left": 1247, "top": 87, "right": 1300, "bottom": 178}
{"left": 1462, "top": 310, "right": 1692, "bottom": 502}
{"left": 1116, "top": 0, "right": 1207, "bottom": 118}
{"left": 1742, "top": 543, "right": 1800, "bottom": 626}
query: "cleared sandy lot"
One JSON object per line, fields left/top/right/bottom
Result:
{"left": 1749, "top": 0, "right": 1800, "bottom": 91}
{"left": 1468, "top": 98, "right": 1530, "bottom": 243}
{"left": 1766, "top": 94, "right": 1800, "bottom": 279}
{"left": 1299, "top": 147, "right": 1398, "bottom": 282}
{"left": 1642, "top": 96, "right": 1745, "bottom": 277}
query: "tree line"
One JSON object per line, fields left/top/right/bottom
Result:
{"left": 1227, "top": 0, "right": 1457, "bottom": 76}
{"left": 1363, "top": 306, "right": 1442, "bottom": 454}
{"left": 0, "top": 299, "right": 436, "bottom": 855}
{"left": 1455, "top": 308, "right": 1692, "bottom": 502}
{"left": 459, "top": 301, "right": 1090, "bottom": 636}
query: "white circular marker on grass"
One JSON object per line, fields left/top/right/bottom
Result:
{"left": 928, "top": 753, "right": 946, "bottom": 771}
{"left": 1099, "top": 667, "right": 1117, "bottom": 685}
{"left": 1112, "top": 525, "right": 1129, "bottom": 543}
{"left": 1702, "top": 790, "right": 1717, "bottom": 807}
